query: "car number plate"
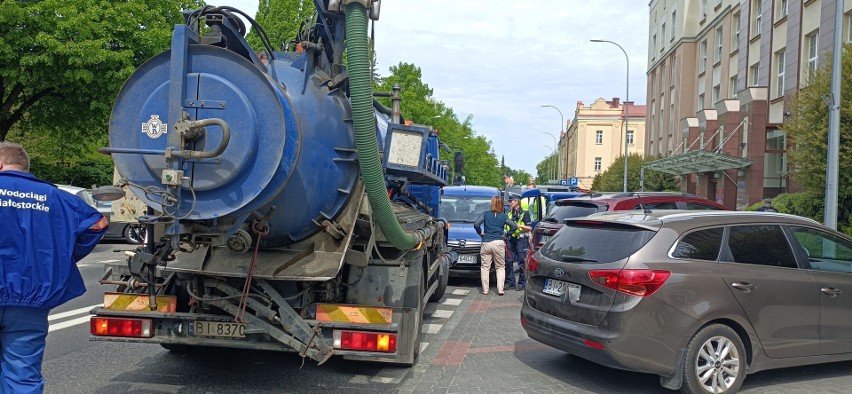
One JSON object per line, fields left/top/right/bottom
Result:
{"left": 539, "top": 235, "right": 551, "bottom": 243}
{"left": 457, "top": 254, "right": 477, "bottom": 264}
{"left": 193, "top": 321, "right": 246, "bottom": 338}
{"left": 543, "top": 279, "right": 581, "bottom": 302}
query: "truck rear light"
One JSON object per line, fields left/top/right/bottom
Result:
{"left": 333, "top": 330, "right": 397, "bottom": 353}
{"left": 588, "top": 269, "right": 671, "bottom": 297}
{"left": 528, "top": 254, "right": 539, "bottom": 272}
{"left": 90, "top": 317, "right": 153, "bottom": 338}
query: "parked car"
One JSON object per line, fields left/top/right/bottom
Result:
{"left": 56, "top": 185, "right": 142, "bottom": 244}
{"left": 521, "top": 210, "right": 852, "bottom": 393}
{"left": 530, "top": 193, "right": 728, "bottom": 257}
{"left": 441, "top": 185, "right": 502, "bottom": 276}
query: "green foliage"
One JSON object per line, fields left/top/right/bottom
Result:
{"left": 743, "top": 192, "right": 852, "bottom": 237}
{"left": 785, "top": 43, "right": 852, "bottom": 200}
{"left": 375, "top": 62, "right": 502, "bottom": 187}
{"left": 536, "top": 153, "right": 556, "bottom": 184}
{"left": 783, "top": 43, "right": 852, "bottom": 236}
{"left": 246, "top": 0, "right": 315, "bottom": 52}
{"left": 1, "top": 0, "right": 200, "bottom": 184}
{"left": 591, "top": 154, "right": 679, "bottom": 192}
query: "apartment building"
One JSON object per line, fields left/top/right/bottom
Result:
{"left": 563, "top": 98, "right": 646, "bottom": 190}
{"left": 645, "top": 0, "right": 851, "bottom": 209}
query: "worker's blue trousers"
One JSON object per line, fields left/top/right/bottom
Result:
{"left": 0, "top": 306, "right": 49, "bottom": 394}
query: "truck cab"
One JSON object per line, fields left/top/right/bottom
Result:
{"left": 440, "top": 185, "right": 501, "bottom": 276}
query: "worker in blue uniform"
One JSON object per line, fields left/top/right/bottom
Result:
{"left": 505, "top": 196, "right": 531, "bottom": 290}
{"left": 0, "top": 141, "right": 107, "bottom": 394}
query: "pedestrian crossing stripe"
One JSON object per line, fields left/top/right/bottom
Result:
{"left": 103, "top": 293, "right": 176, "bottom": 312}
{"left": 315, "top": 304, "right": 392, "bottom": 324}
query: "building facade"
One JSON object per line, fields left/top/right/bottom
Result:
{"left": 645, "top": 0, "right": 851, "bottom": 209}
{"left": 563, "top": 98, "right": 647, "bottom": 190}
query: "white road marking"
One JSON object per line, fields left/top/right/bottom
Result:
{"left": 420, "top": 341, "right": 429, "bottom": 354}
{"left": 49, "top": 316, "right": 92, "bottom": 332}
{"left": 421, "top": 324, "right": 442, "bottom": 334}
{"left": 441, "top": 298, "right": 462, "bottom": 306}
{"left": 451, "top": 289, "right": 470, "bottom": 295}
{"left": 431, "top": 310, "right": 454, "bottom": 319}
{"left": 48, "top": 305, "right": 101, "bottom": 321}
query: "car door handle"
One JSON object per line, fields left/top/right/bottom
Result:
{"left": 821, "top": 287, "right": 842, "bottom": 297}
{"left": 731, "top": 282, "right": 755, "bottom": 292}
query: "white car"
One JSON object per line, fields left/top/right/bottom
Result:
{"left": 57, "top": 184, "right": 143, "bottom": 244}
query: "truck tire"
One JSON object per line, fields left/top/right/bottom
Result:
{"left": 429, "top": 260, "right": 449, "bottom": 302}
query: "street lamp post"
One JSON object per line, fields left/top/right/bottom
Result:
{"left": 591, "top": 39, "right": 629, "bottom": 192}
{"left": 542, "top": 145, "right": 555, "bottom": 183}
{"left": 539, "top": 132, "right": 558, "bottom": 181}
{"left": 541, "top": 105, "right": 564, "bottom": 179}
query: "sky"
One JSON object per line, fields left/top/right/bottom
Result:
{"left": 217, "top": 1, "right": 650, "bottom": 175}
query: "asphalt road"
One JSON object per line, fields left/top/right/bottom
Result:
{"left": 40, "top": 245, "right": 852, "bottom": 393}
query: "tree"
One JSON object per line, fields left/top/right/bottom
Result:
{"left": 0, "top": 0, "right": 201, "bottom": 143}
{"left": 536, "top": 153, "right": 556, "bottom": 185}
{"left": 591, "top": 154, "right": 679, "bottom": 192}
{"left": 785, "top": 44, "right": 852, "bottom": 202}
{"left": 246, "top": 0, "right": 315, "bottom": 52}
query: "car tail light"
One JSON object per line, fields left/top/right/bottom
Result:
{"left": 583, "top": 339, "right": 606, "bottom": 349}
{"left": 588, "top": 269, "right": 671, "bottom": 297}
{"left": 333, "top": 330, "right": 397, "bottom": 352}
{"left": 528, "top": 254, "right": 539, "bottom": 272}
{"left": 90, "top": 317, "right": 153, "bottom": 338}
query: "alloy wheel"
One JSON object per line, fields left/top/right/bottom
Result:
{"left": 694, "top": 335, "right": 741, "bottom": 393}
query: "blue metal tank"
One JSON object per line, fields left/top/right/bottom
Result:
{"left": 108, "top": 25, "right": 364, "bottom": 246}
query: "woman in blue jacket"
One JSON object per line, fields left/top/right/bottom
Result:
{"left": 0, "top": 142, "right": 107, "bottom": 394}
{"left": 473, "top": 196, "right": 517, "bottom": 296}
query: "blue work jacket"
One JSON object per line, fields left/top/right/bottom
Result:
{"left": 0, "top": 171, "right": 107, "bottom": 309}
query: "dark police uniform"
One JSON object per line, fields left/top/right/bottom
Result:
{"left": 505, "top": 206, "right": 531, "bottom": 289}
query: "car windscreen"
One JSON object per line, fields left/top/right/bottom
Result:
{"left": 542, "top": 203, "right": 603, "bottom": 223}
{"left": 441, "top": 196, "right": 495, "bottom": 223}
{"left": 541, "top": 221, "right": 656, "bottom": 264}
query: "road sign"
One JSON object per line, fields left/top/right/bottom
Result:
{"left": 559, "top": 179, "right": 568, "bottom": 186}
{"left": 569, "top": 177, "right": 578, "bottom": 187}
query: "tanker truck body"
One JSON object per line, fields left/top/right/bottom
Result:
{"left": 90, "top": 1, "right": 451, "bottom": 366}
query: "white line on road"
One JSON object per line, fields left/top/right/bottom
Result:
{"left": 49, "top": 316, "right": 92, "bottom": 332}
{"left": 48, "top": 304, "right": 101, "bottom": 321}
{"left": 421, "top": 324, "right": 442, "bottom": 334}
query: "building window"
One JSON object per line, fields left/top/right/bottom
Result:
{"left": 753, "top": 0, "right": 762, "bottom": 36}
{"left": 712, "top": 84, "right": 721, "bottom": 104}
{"left": 697, "top": 75, "right": 705, "bottom": 111}
{"left": 846, "top": 12, "right": 852, "bottom": 44}
{"left": 595, "top": 130, "right": 603, "bottom": 145}
{"left": 777, "top": 0, "right": 788, "bottom": 20}
{"left": 699, "top": 39, "right": 707, "bottom": 74}
{"left": 701, "top": 0, "right": 708, "bottom": 16}
{"left": 652, "top": 33, "right": 657, "bottom": 58}
{"left": 775, "top": 49, "right": 785, "bottom": 98}
{"left": 714, "top": 26, "right": 723, "bottom": 63}
{"left": 594, "top": 157, "right": 602, "bottom": 172}
{"left": 661, "top": 23, "right": 667, "bottom": 51}
{"left": 698, "top": 93, "right": 705, "bottom": 111}
{"left": 750, "top": 63, "right": 759, "bottom": 86}
{"left": 807, "top": 31, "right": 819, "bottom": 82}
{"left": 627, "top": 130, "right": 635, "bottom": 145}
{"left": 733, "top": 12, "right": 741, "bottom": 48}
{"left": 729, "top": 75, "right": 738, "bottom": 98}
{"left": 670, "top": 56, "right": 677, "bottom": 86}
{"left": 671, "top": 10, "right": 677, "bottom": 41}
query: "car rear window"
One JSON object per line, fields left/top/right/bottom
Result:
{"left": 541, "top": 221, "right": 656, "bottom": 264}
{"left": 672, "top": 227, "right": 724, "bottom": 260}
{"left": 542, "top": 203, "right": 602, "bottom": 223}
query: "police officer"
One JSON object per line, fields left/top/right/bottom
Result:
{"left": 505, "top": 196, "right": 532, "bottom": 290}
{"left": 0, "top": 141, "right": 107, "bottom": 393}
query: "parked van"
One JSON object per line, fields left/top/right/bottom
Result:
{"left": 440, "top": 185, "right": 502, "bottom": 276}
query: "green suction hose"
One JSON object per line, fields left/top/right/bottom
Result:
{"left": 345, "top": 3, "right": 421, "bottom": 250}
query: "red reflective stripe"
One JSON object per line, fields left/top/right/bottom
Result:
{"left": 89, "top": 217, "right": 108, "bottom": 231}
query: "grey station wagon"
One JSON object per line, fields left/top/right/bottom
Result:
{"left": 521, "top": 210, "right": 852, "bottom": 394}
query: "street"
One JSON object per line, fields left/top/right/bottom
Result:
{"left": 41, "top": 244, "right": 852, "bottom": 394}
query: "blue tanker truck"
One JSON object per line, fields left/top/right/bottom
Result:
{"left": 89, "top": 2, "right": 450, "bottom": 366}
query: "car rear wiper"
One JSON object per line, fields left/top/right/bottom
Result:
{"left": 543, "top": 218, "right": 558, "bottom": 223}
{"left": 558, "top": 256, "right": 598, "bottom": 263}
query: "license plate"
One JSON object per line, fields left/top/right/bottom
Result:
{"left": 193, "top": 321, "right": 246, "bottom": 338}
{"left": 543, "top": 278, "right": 581, "bottom": 302}
{"left": 539, "top": 235, "right": 551, "bottom": 243}
{"left": 457, "top": 254, "right": 477, "bottom": 264}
